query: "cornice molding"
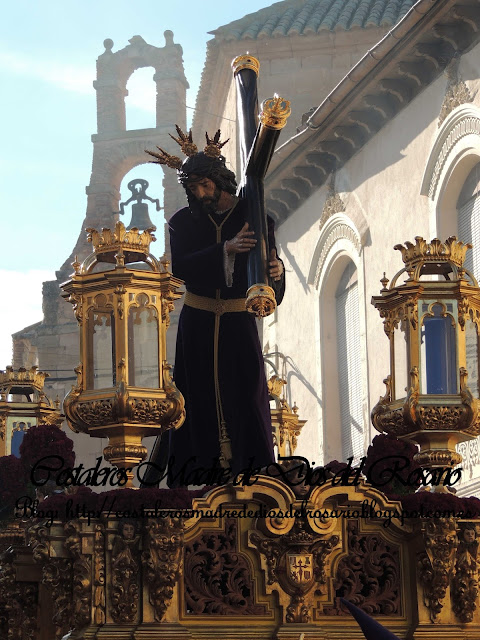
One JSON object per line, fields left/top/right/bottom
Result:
{"left": 264, "top": 0, "right": 480, "bottom": 224}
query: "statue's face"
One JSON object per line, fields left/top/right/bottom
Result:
{"left": 122, "top": 523, "right": 135, "bottom": 540}
{"left": 464, "top": 528, "right": 476, "bottom": 543}
{"left": 292, "top": 481, "right": 311, "bottom": 498}
{"left": 187, "top": 176, "right": 221, "bottom": 211}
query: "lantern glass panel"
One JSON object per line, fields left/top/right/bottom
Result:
{"left": 394, "top": 319, "right": 409, "bottom": 400}
{"left": 466, "top": 316, "right": 480, "bottom": 398}
{"left": 128, "top": 297, "right": 159, "bottom": 388}
{"left": 11, "top": 421, "right": 28, "bottom": 457}
{"left": 91, "top": 311, "right": 115, "bottom": 389}
{"left": 420, "top": 303, "right": 457, "bottom": 394}
{"left": 285, "top": 439, "right": 291, "bottom": 456}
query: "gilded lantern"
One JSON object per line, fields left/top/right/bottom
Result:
{"left": 0, "top": 366, "right": 63, "bottom": 458}
{"left": 267, "top": 374, "right": 306, "bottom": 458}
{"left": 61, "top": 222, "right": 185, "bottom": 486}
{"left": 371, "top": 237, "right": 480, "bottom": 474}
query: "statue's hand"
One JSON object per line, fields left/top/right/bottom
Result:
{"left": 225, "top": 222, "right": 257, "bottom": 255}
{"left": 269, "top": 249, "right": 283, "bottom": 281}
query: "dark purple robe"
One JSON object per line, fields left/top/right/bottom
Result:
{"left": 161, "top": 198, "right": 284, "bottom": 483}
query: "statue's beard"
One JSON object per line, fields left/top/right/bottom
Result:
{"left": 199, "top": 187, "right": 222, "bottom": 213}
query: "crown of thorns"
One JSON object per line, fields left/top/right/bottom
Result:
{"left": 145, "top": 126, "right": 229, "bottom": 169}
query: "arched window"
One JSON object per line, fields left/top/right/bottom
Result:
{"left": 310, "top": 213, "right": 367, "bottom": 465}
{"left": 335, "top": 262, "right": 363, "bottom": 461}
{"left": 458, "top": 162, "right": 480, "bottom": 273}
{"left": 125, "top": 67, "right": 156, "bottom": 130}
{"left": 458, "top": 163, "right": 480, "bottom": 399}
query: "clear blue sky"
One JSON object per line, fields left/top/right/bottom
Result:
{"left": 0, "top": 0, "right": 276, "bottom": 367}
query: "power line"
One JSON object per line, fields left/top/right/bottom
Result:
{"left": 186, "top": 105, "right": 236, "bottom": 123}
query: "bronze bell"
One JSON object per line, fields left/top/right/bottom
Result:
{"left": 127, "top": 201, "right": 156, "bottom": 230}
{"left": 119, "top": 178, "right": 161, "bottom": 230}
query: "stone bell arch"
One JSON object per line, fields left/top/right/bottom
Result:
{"left": 59, "top": 31, "right": 189, "bottom": 277}
{"left": 12, "top": 33, "right": 189, "bottom": 469}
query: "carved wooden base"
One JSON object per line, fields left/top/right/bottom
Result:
{"left": 133, "top": 623, "right": 192, "bottom": 640}
{"left": 95, "top": 626, "right": 136, "bottom": 640}
{"left": 413, "top": 625, "right": 480, "bottom": 640}
{"left": 61, "top": 623, "right": 192, "bottom": 640}
{"left": 276, "top": 623, "right": 410, "bottom": 640}
{"left": 275, "top": 623, "right": 329, "bottom": 640}
{"left": 61, "top": 628, "right": 102, "bottom": 640}
{"left": 5, "top": 478, "right": 480, "bottom": 640}
{"left": 186, "top": 627, "right": 271, "bottom": 640}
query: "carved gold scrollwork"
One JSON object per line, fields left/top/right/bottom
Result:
{"left": 417, "top": 406, "right": 464, "bottom": 430}
{"left": 40, "top": 410, "right": 63, "bottom": 427}
{"left": 379, "top": 309, "right": 397, "bottom": 337}
{"left": 114, "top": 284, "right": 125, "bottom": 319}
{"left": 267, "top": 374, "right": 286, "bottom": 399}
{"left": 65, "top": 364, "right": 184, "bottom": 436}
{"left": 115, "top": 378, "right": 129, "bottom": 419}
{"left": 460, "top": 367, "right": 480, "bottom": 437}
{"left": 0, "top": 549, "right": 38, "bottom": 640}
{"left": 371, "top": 376, "right": 410, "bottom": 436}
{"left": 93, "top": 523, "right": 106, "bottom": 625}
{"left": 76, "top": 399, "right": 115, "bottom": 427}
{"left": 418, "top": 518, "right": 458, "bottom": 622}
{"left": 117, "top": 357, "right": 127, "bottom": 384}
{"left": 30, "top": 524, "right": 72, "bottom": 639}
{"left": 163, "top": 363, "right": 186, "bottom": 430}
{"left": 29, "top": 523, "right": 50, "bottom": 565}
{"left": 110, "top": 521, "right": 140, "bottom": 624}
{"left": 42, "top": 558, "right": 74, "bottom": 639}
{"left": 64, "top": 521, "right": 92, "bottom": 630}
{"left": 130, "top": 398, "right": 170, "bottom": 422}
{"left": 74, "top": 364, "right": 83, "bottom": 391}
{"left": 458, "top": 298, "right": 471, "bottom": 329}
{"left": 142, "top": 517, "right": 184, "bottom": 622}
{"left": 380, "top": 300, "right": 418, "bottom": 337}
{"left": 0, "top": 416, "right": 5, "bottom": 441}
{"left": 404, "top": 297, "right": 418, "bottom": 330}
{"left": 378, "top": 376, "right": 392, "bottom": 407}
{"left": 324, "top": 519, "right": 401, "bottom": 616}
{"left": 405, "top": 365, "right": 420, "bottom": 424}
{"left": 161, "top": 297, "right": 175, "bottom": 328}
{"left": 63, "top": 389, "right": 84, "bottom": 435}
{"left": 184, "top": 519, "right": 266, "bottom": 615}
{"left": 68, "top": 293, "right": 84, "bottom": 325}
{"left": 452, "top": 523, "right": 479, "bottom": 623}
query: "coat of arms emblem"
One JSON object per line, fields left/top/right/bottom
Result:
{"left": 287, "top": 553, "right": 314, "bottom": 587}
